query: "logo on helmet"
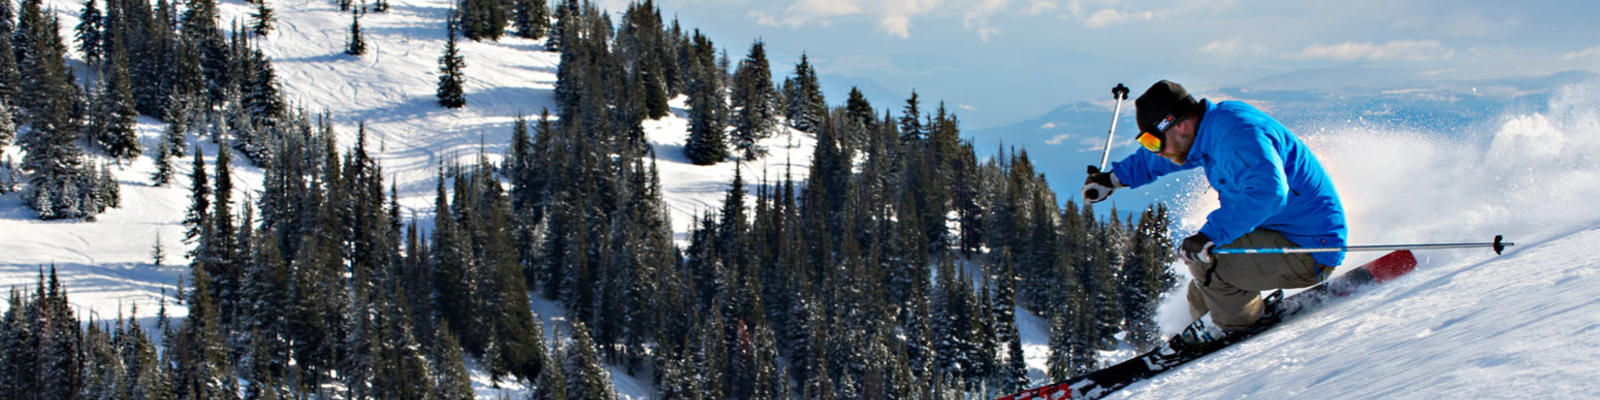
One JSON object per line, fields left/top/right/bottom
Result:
{"left": 1156, "top": 114, "right": 1175, "bottom": 133}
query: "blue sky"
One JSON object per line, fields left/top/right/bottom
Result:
{"left": 602, "top": 0, "right": 1600, "bottom": 129}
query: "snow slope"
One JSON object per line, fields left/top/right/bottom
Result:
{"left": 1100, "top": 81, "right": 1600, "bottom": 398}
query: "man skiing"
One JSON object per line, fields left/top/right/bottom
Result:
{"left": 1081, "top": 80, "right": 1348, "bottom": 334}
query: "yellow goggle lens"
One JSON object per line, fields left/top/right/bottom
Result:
{"left": 1136, "top": 132, "right": 1164, "bottom": 152}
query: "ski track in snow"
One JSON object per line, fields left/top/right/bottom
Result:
{"left": 5, "top": 0, "right": 1600, "bottom": 398}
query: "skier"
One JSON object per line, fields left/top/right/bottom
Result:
{"left": 1081, "top": 80, "right": 1348, "bottom": 334}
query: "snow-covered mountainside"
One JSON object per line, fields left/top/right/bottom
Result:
{"left": 2, "top": 0, "right": 809, "bottom": 397}
{"left": 3, "top": 0, "right": 1599, "bottom": 398}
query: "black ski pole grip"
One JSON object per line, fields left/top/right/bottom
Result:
{"left": 1112, "top": 83, "right": 1130, "bottom": 100}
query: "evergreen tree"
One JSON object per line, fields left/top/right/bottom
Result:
{"left": 730, "top": 39, "right": 776, "bottom": 160}
{"left": 17, "top": 0, "right": 94, "bottom": 220}
{"left": 428, "top": 323, "right": 470, "bottom": 398}
{"left": 437, "top": 17, "right": 466, "bottom": 108}
{"left": 239, "top": 50, "right": 284, "bottom": 160}
{"left": 0, "top": 100, "right": 13, "bottom": 160}
{"left": 682, "top": 32, "right": 727, "bottom": 165}
{"left": 346, "top": 10, "right": 365, "bottom": 56}
{"left": 0, "top": 33, "right": 19, "bottom": 108}
{"left": 534, "top": 338, "right": 568, "bottom": 400}
{"left": 183, "top": 147, "right": 209, "bottom": 257}
{"left": 785, "top": 53, "right": 826, "bottom": 133}
{"left": 1121, "top": 204, "right": 1177, "bottom": 350}
{"left": 76, "top": 0, "right": 104, "bottom": 66}
{"left": 180, "top": 0, "right": 232, "bottom": 104}
{"left": 98, "top": 43, "right": 141, "bottom": 162}
{"left": 152, "top": 133, "right": 176, "bottom": 185}
{"left": 174, "top": 261, "right": 238, "bottom": 400}
{"left": 513, "top": 0, "right": 547, "bottom": 40}
{"left": 562, "top": 322, "right": 614, "bottom": 400}
{"left": 152, "top": 231, "right": 167, "bottom": 265}
{"left": 458, "top": 0, "right": 508, "bottom": 41}
{"left": 250, "top": 0, "right": 273, "bottom": 36}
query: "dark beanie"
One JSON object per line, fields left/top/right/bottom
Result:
{"left": 1135, "top": 80, "right": 1200, "bottom": 138}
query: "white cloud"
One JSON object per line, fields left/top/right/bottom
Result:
{"left": 1563, "top": 46, "right": 1600, "bottom": 61}
{"left": 755, "top": 0, "right": 864, "bottom": 28}
{"left": 1291, "top": 40, "right": 1454, "bottom": 62}
{"left": 877, "top": 0, "right": 942, "bottom": 39}
{"left": 963, "top": 0, "right": 1012, "bottom": 42}
{"left": 1025, "top": 1, "right": 1058, "bottom": 15}
{"left": 1078, "top": 7, "right": 1174, "bottom": 29}
{"left": 958, "top": 104, "right": 978, "bottom": 111}
{"left": 758, "top": 0, "right": 1026, "bottom": 40}
{"left": 1198, "top": 38, "right": 1267, "bottom": 57}
{"left": 1039, "top": 122, "right": 1058, "bottom": 129}
{"left": 1045, "top": 133, "right": 1074, "bottom": 145}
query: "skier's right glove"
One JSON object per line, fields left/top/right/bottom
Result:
{"left": 1082, "top": 166, "right": 1124, "bottom": 204}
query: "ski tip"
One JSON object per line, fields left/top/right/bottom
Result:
{"left": 1367, "top": 250, "right": 1418, "bottom": 283}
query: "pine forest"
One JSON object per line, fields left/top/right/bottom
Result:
{"left": 0, "top": 0, "right": 1180, "bottom": 398}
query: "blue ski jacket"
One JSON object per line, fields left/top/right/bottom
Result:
{"left": 1112, "top": 100, "right": 1348, "bottom": 266}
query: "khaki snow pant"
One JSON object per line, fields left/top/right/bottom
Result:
{"left": 1185, "top": 229, "right": 1332, "bottom": 332}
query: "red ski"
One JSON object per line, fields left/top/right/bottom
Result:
{"left": 998, "top": 250, "right": 1419, "bottom": 400}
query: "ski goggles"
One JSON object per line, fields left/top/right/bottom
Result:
{"left": 1136, "top": 131, "right": 1164, "bottom": 152}
{"left": 1136, "top": 114, "right": 1177, "bottom": 152}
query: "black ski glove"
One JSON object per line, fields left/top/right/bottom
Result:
{"left": 1179, "top": 233, "right": 1215, "bottom": 266}
{"left": 1082, "top": 166, "right": 1124, "bottom": 204}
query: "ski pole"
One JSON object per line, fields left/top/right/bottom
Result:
{"left": 1213, "top": 235, "right": 1513, "bottom": 255}
{"left": 1084, "top": 83, "right": 1131, "bottom": 200}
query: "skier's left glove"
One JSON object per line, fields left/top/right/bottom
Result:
{"left": 1179, "top": 233, "right": 1215, "bottom": 265}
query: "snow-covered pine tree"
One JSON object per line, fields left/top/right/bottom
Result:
{"left": 534, "top": 336, "right": 568, "bottom": 400}
{"left": 209, "top": 144, "right": 242, "bottom": 335}
{"left": 151, "top": 136, "right": 175, "bottom": 185}
{"left": 683, "top": 32, "right": 728, "bottom": 165}
{"left": 98, "top": 43, "right": 141, "bottom": 162}
{"left": 431, "top": 324, "right": 474, "bottom": 400}
{"left": 76, "top": 0, "right": 103, "bottom": 66}
{"left": 17, "top": 0, "right": 98, "bottom": 220}
{"left": 346, "top": 9, "right": 365, "bottom": 56}
{"left": 250, "top": 0, "right": 273, "bottom": 36}
{"left": 730, "top": 39, "right": 776, "bottom": 161}
{"left": 458, "top": 0, "right": 507, "bottom": 41}
{"left": 437, "top": 17, "right": 466, "bottom": 108}
{"left": 180, "top": 0, "right": 231, "bottom": 105}
{"left": 1121, "top": 204, "right": 1177, "bottom": 350}
{"left": 183, "top": 147, "right": 210, "bottom": 255}
{"left": 0, "top": 33, "right": 19, "bottom": 108}
{"left": 512, "top": 0, "right": 547, "bottom": 39}
{"left": 0, "top": 100, "right": 13, "bottom": 159}
{"left": 560, "top": 321, "right": 614, "bottom": 400}
{"left": 96, "top": 162, "right": 119, "bottom": 210}
{"left": 175, "top": 260, "right": 237, "bottom": 400}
